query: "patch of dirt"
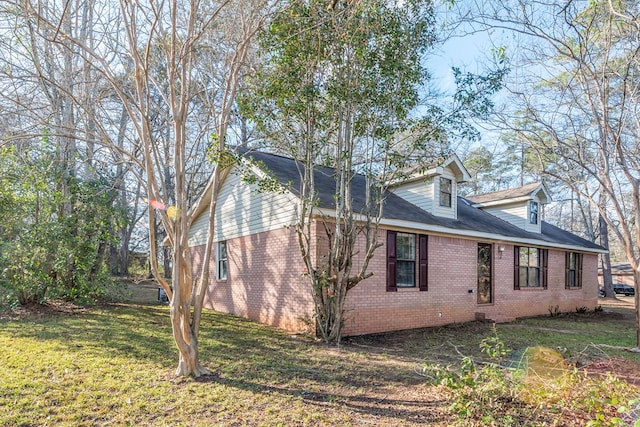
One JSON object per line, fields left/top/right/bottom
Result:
{"left": 129, "top": 278, "right": 162, "bottom": 289}
{"left": 580, "top": 356, "right": 640, "bottom": 385}
{"left": 0, "top": 300, "right": 90, "bottom": 321}
{"left": 0, "top": 278, "right": 165, "bottom": 321}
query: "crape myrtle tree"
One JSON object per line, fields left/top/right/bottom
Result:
{"left": 242, "top": 0, "right": 508, "bottom": 343}
{"left": 468, "top": 1, "right": 640, "bottom": 343}
{"left": 15, "top": 0, "right": 278, "bottom": 377}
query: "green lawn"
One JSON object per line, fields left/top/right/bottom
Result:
{"left": 1, "top": 301, "right": 639, "bottom": 426}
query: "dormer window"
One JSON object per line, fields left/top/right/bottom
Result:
{"left": 387, "top": 153, "right": 468, "bottom": 220}
{"left": 439, "top": 177, "right": 452, "bottom": 207}
{"left": 529, "top": 201, "right": 539, "bottom": 224}
{"left": 466, "top": 182, "right": 550, "bottom": 233}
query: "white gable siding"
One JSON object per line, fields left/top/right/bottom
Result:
{"left": 189, "top": 169, "right": 299, "bottom": 246}
{"left": 390, "top": 178, "right": 435, "bottom": 214}
{"left": 478, "top": 200, "right": 543, "bottom": 234}
{"left": 482, "top": 203, "right": 527, "bottom": 229}
{"left": 390, "top": 166, "right": 460, "bottom": 220}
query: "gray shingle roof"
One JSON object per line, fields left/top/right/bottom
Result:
{"left": 466, "top": 182, "right": 541, "bottom": 204}
{"left": 242, "top": 150, "right": 604, "bottom": 252}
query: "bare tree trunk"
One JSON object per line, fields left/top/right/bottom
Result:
{"left": 599, "top": 213, "right": 615, "bottom": 298}
{"left": 468, "top": 0, "right": 640, "bottom": 344}
{"left": 17, "top": 0, "right": 278, "bottom": 377}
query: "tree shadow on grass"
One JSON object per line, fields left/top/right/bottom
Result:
{"left": 3, "top": 303, "right": 453, "bottom": 424}
{"left": 191, "top": 314, "right": 454, "bottom": 424}
{"left": 1, "top": 303, "right": 177, "bottom": 366}
{"left": 244, "top": 380, "right": 446, "bottom": 424}
{"left": 189, "top": 372, "right": 450, "bottom": 425}
{"left": 2, "top": 303, "right": 423, "bottom": 382}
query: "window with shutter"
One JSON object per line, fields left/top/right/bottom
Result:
{"left": 386, "top": 231, "right": 428, "bottom": 291}
{"left": 565, "top": 252, "right": 583, "bottom": 289}
{"left": 515, "top": 246, "right": 548, "bottom": 289}
{"left": 396, "top": 233, "right": 416, "bottom": 288}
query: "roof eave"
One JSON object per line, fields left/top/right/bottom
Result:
{"left": 378, "top": 217, "right": 607, "bottom": 254}
{"left": 472, "top": 195, "right": 533, "bottom": 208}
{"left": 313, "top": 207, "right": 606, "bottom": 254}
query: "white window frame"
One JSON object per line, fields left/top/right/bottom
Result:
{"left": 529, "top": 201, "right": 539, "bottom": 224}
{"left": 395, "top": 232, "right": 416, "bottom": 288}
{"left": 439, "top": 177, "right": 452, "bottom": 208}
{"left": 217, "top": 241, "right": 228, "bottom": 280}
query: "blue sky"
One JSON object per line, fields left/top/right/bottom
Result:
{"left": 431, "top": 32, "right": 495, "bottom": 93}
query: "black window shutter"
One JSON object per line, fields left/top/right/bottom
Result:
{"left": 577, "top": 253, "right": 583, "bottom": 287}
{"left": 514, "top": 246, "right": 520, "bottom": 290}
{"left": 418, "top": 234, "right": 428, "bottom": 291}
{"left": 541, "top": 249, "right": 549, "bottom": 289}
{"left": 386, "top": 230, "right": 397, "bottom": 292}
{"left": 565, "top": 252, "right": 570, "bottom": 289}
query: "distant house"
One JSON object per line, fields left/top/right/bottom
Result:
{"left": 188, "top": 150, "right": 605, "bottom": 336}
{"left": 599, "top": 263, "right": 635, "bottom": 287}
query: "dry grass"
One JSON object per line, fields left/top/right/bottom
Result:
{"left": 1, "top": 287, "right": 639, "bottom": 426}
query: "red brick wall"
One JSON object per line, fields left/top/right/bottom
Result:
{"left": 192, "top": 225, "right": 600, "bottom": 337}
{"left": 191, "top": 227, "right": 315, "bottom": 333}
{"left": 476, "top": 245, "right": 599, "bottom": 322}
{"left": 342, "top": 232, "right": 600, "bottom": 336}
{"left": 343, "top": 234, "right": 480, "bottom": 336}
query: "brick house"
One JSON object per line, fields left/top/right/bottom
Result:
{"left": 188, "top": 150, "right": 605, "bottom": 336}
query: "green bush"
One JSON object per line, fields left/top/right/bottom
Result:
{"left": 0, "top": 146, "right": 120, "bottom": 306}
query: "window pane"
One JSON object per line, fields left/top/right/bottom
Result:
{"left": 396, "top": 260, "right": 415, "bottom": 287}
{"left": 519, "top": 248, "right": 528, "bottom": 267}
{"left": 530, "top": 201, "right": 539, "bottom": 224}
{"left": 440, "top": 192, "right": 451, "bottom": 207}
{"left": 477, "top": 244, "right": 492, "bottom": 304}
{"left": 219, "top": 260, "right": 227, "bottom": 280}
{"left": 219, "top": 241, "right": 227, "bottom": 259}
{"left": 440, "top": 177, "right": 451, "bottom": 192}
{"left": 396, "top": 233, "right": 415, "bottom": 260}
{"left": 519, "top": 267, "right": 528, "bottom": 287}
{"left": 218, "top": 241, "right": 228, "bottom": 280}
{"left": 530, "top": 267, "right": 540, "bottom": 287}
{"left": 568, "top": 270, "right": 576, "bottom": 287}
{"left": 439, "top": 177, "right": 452, "bottom": 207}
{"left": 519, "top": 247, "right": 539, "bottom": 267}
{"left": 478, "top": 245, "right": 490, "bottom": 266}
{"left": 520, "top": 247, "right": 539, "bottom": 267}
{"left": 517, "top": 247, "right": 542, "bottom": 287}
{"left": 568, "top": 253, "right": 575, "bottom": 269}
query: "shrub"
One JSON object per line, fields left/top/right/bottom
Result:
{"left": 0, "top": 146, "right": 119, "bottom": 306}
{"left": 422, "top": 327, "right": 524, "bottom": 424}
{"left": 422, "top": 327, "right": 638, "bottom": 425}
